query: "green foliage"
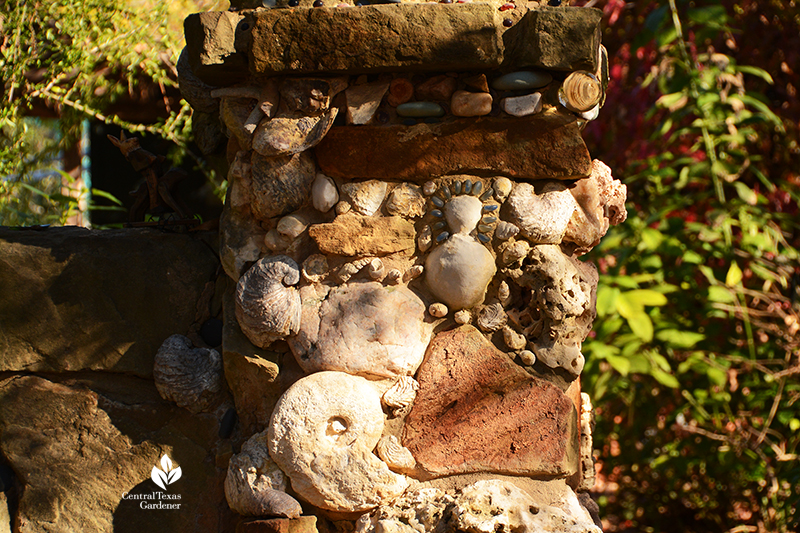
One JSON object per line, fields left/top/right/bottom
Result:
{"left": 582, "top": 1, "right": 800, "bottom": 530}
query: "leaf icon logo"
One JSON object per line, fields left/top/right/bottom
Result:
{"left": 151, "top": 454, "right": 182, "bottom": 490}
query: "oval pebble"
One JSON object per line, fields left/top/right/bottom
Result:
{"left": 396, "top": 102, "right": 445, "bottom": 118}
{"left": 492, "top": 71, "right": 553, "bottom": 91}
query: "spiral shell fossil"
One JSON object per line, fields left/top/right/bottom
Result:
{"left": 477, "top": 303, "right": 508, "bottom": 332}
{"left": 381, "top": 376, "right": 420, "bottom": 413}
{"left": 235, "top": 255, "right": 302, "bottom": 349}
{"left": 154, "top": 334, "right": 222, "bottom": 413}
{"left": 375, "top": 436, "right": 416, "bottom": 474}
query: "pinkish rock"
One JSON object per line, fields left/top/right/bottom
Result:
{"left": 450, "top": 90, "right": 492, "bottom": 117}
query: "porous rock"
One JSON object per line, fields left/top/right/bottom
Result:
{"left": 386, "top": 184, "right": 425, "bottom": 218}
{"left": 268, "top": 371, "right": 408, "bottom": 512}
{"left": 289, "top": 282, "right": 432, "bottom": 379}
{"left": 505, "top": 181, "right": 576, "bottom": 243}
{"left": 308, "top": 213, "right": 415, "bottom": 257}
{"left": 403, "top": 326, "right": 579, "bottom": 479}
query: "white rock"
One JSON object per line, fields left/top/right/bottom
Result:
{"left": 418, "top": 224, "right": 433, "bottom": 252}
{"left": 224, "top": 430, "right": 302, "bottom": 517}
{"left": 346, "top": 81, "right": 391, "bottom": 125}
{"left": 454, "top": 309, "right": 471, "bottom": 324}
{"left": 444, "top": 195, "right": 483, "bottom": 234}
{"left": 428, "top": 302, "right": 448, "bottom": 318}
{"left": 450, "top": 90, "right": 493, "bottom": 117}
{"left": 506, "top": 182, "right": 576, "bottom": 243}
{"left": 495, "top": 221, "right": 520, "bottom": 241}
{"left": 268, "top": 371, "right": 409, "bottom": 512}
{"left": 386, "top": 184, "right": 425, "bottom": 218}
{"left": 502, "top": 325, "right": 527, "bottom": 351}
{"left": 289, "top": 282, "right": 433, "bottom": 378}
{"left": 341, "top": 180, "right": 388, "bottom": 216}
{"left": 501, "top": 92, "right": 543, "bottom": 117}
{"left": 277, "top": 213, "right": 308, "bottom": 240}
{"left": 493, "top": 177, "right": 513, "bottom": 202}
{"left": 312, "top": 173, "right": 339, "bottom": 213}
{"left": 425, "top": 233, "right": 496, "bottom": 310}
{"left": 375, "top": 435, "right": 417, "bottom": 474}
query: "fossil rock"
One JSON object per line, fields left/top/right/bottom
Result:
{"left": 381, "top": 376, "right": 419, "bottom": 413}
{"left": 268, "top": 371, "right": 408, "bottom": 512}
{"left": 355, "top": 488, "right": 455, "bottom": 533}
{"left": 235, "top": 256, "right": 302, "bottom": 349}
{"left": 340, "top": 180, "right": 388, "bottom": 216}
{"left": 425, "top": 233, "right": 496, "bottom": 310}
{"left": 505, "top": 182, "right": 576, "bottom": 244}
{"left": 225, "top": 430, "right": 302, "bottom": 518}
{"left": 375, "top": 436, "right": 416, "bottom": 475}
{"left": 220, "top": 202, "right": 267, "bottom": 281}
{"left": 250, "top": 151, "right": 316, "bottom": 222}
{"left": 252, "top": 108, "right": 338, "bottom": 157}
{"left": 154, "top": 334, "right": 222, "bottom": 413}
{"left": 386, "top": 184, "right": 425, "bottom": 218}
{"left": 312, "top": 173, "right": 339, "bottom": 213}
{"left": 477, "top": 302, "right": 507, "bottom": 332}
{"left": 289, "top": 282, "right": 432, "bottom": 379}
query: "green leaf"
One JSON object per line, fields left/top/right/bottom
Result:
{"left": 656, "top": 329, "right": 705, "bottom": 348}
{"left": 737, "top": 65, "right": 774, "bottom": 84}
{"left": 606, "top": 354, "right": 631, "bottom": 376}
{"left": 708, "top": 286, "right": 735, "bottom": 303}
{"left": 688, "top": 5, "right": 728, "bottom": 25}
{"left": 651, "top": 368, "right": 680, "bottom": 388}
{"left": 595, "top": 286, "right": 620, "bottom": 317}
{"left": 627, "top": 312, "right": 654, "bottom": 343}
{"left": 725, "top": 262, "right": 743, "bottom": 286}
{"left": 683, "top": 250, "right": 704, "bottom": 264}
{"left": 733, "top": 181, "right": 758, "bottom": 206}
{"left": 640, "top": 227, "right": 664, "bottom": 250}
{"left": 623, "top": 290, "right": 668, "bottom": 307}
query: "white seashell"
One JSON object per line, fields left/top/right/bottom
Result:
{"left": 335, "top": 200, "right": 352, "bottom": 215}
{"left": 418, "top": 224, "right": 433, "bottom": 252}
{"left": 428, "top": 302, "right": 448, "bottom": 318}
{"left": 340, "top": 180, "right": 388, "bottom": 216}
{"left": 302, "top": 254, "right": 329, "bottom": 283}
{"left": 277, "top": 213, "right": 308, "bottom": 240}
{"left": 381, "top": 376, "right": 420, "bottom": 411}
{"left": 494, "top": 221, "right": 520, "bottom": 241}
{"left": 506, "top": 181, "right": 576, "bottom": 244}
{"left": 477, "top": 303, "right": 507, "bottom": 332}
{"left": 154, "top": 334, "right": 222, "bottom": 413}
{"left": 497, "top": 281, "right": 511, "bottom": 305}
{"left": 422, "top": 181, "right": 437, "bottom": 196}
{"left": 312, "top": 173, "right": 339, "bottom": 213}
{"left": 519, "top": 350, "right": 536, "bottom": 366}
{"left": 386, "top": 184, "right": 425, "bottom": 218}
{"left": 338, "top": 262, "right": 361, "bottom": 283}
{"left": 264, "top": 228, "right": 291, "bottom": 252}
{"left": 386, "top": 269, "right": 402, "bottom": 285}
{"left": 375, "top": 435, "right": 416, "bottom": 474}
{"left": 493, "top": 177, "right": 512, "bottom": 202}
{"left": 368, "top": 258, "right": 386, "bottom": 281}
{"left": 403, "top": 264, "right": 424, "bottom": 282}
{"left": 454, "top": 309, "right": 471, "bottom": 325}
{"left": 502, "top": 325, "right": 527, "bottom": 351}
{"left": 235, "top": 256, "right": 302, "bottom": 348}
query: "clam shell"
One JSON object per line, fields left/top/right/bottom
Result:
{"left": 477, "top": 303, "right": 508, "bottom": 332}
{"left": 235, "top": 256, "right": 302, "bottom": 348}
{"left": 494, "top": 221, "right": 520, "bottom": 241}
{"left": 154, "top": 334, "right": 222, "bottom": 413}
{"left": 375, "top": 435, "right": 416, "bottom": 474}
{"left": 302, "top": 254, "right": 329, "bottom": 283}
{"left": 250, "top": 151, "right": 315, "bottom": 222}
{"left": 340, "top": 180, "right": 388, "bottom": 216}
{"left": 381, "top": 376, "right": 419, "bottom": 411}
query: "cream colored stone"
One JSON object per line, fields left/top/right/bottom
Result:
{"left": 501, "top": 92, "right": 543, "bottom": 117}
{"left": 444, "top": 195, "right": 483, "bottom": 234}
{"left": 450, "top": 90, "right": 493, "bottom": 117}
{"left": 425, "top": 233, "right": 496, "bottom": 310}
{"left": 493, "top": 177, "right": 512, "bottom": 202}
{"left": 268, "top": 371, "right": 408, "bottom": 512}
{"left": 340, "top": 180, "right": 388, "bottom": 216}
{"left": 506, "top": 182, "right": 576, "bottom": 243}
{"left": 428, "top": 303, "right": 448, "bottom": 318}
{"left": 386, "top": 184, "right": 425, "bottom": 218}
{"left": 277, "top": 213, "right": 308, "bottom": 240}
{"left": 346, "top": 81, "right": 391, "bottom": 125}
{"left": 312, "top": 173, "right": 339, "bottom": 213}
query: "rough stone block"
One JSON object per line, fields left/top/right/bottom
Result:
{"left": 314, "top": 113, "right": 591, "bottom": 182}
{"left": 308, "top": 213, "right": 416, "bottom": 256}
{"left": 184, "top": 11, "right": 248, "bottom": 86}
{"left": 237, "top": 516, "right": 318, "bottom": 533}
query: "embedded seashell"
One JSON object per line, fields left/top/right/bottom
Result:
{"left": 444, "top": 195, "right": 483, "bottom": 235}
{"left": 506, "top": 181, "right": 576, "bottom": 244}
{"left": 428, "top": 303, "right": 448, "bottom": 318}
{"left": 312, "top": 173, "right": 339, "bottom": 213}
{"left": 277, "top": 213, "right": 308, "bottom": 240}
{"left": 425, "top": 233, "right": 496, "bottom": 310}
{"left": 454, "top": 309, "right": 471, "bottom": 325}
{"left": 265, "top": 228, "right": 291, "bottom": 252}
{"left": 375, "top": 436, "right": 416, "bottom": 474}
{"left": 477, "top": 303, "right": 507, "bottom": 332}
{"left": 403, "top": 264, "right": 424, "bottom": 283}
{"left": 497, "top": 281, "right": 511, "bottom": 305}
{"left": 494, "top": 221, "right": 520, "bottom": 241}
{"left": 493, "top": 177, "right": 512, "bottom": 202}
{"left": 386, "top": 269, "right": 402, "bottom": 285}
{"left": 154, "top": 334, "right": 222, "bottom": 413}
{"left": 422, "top": 181, "right": 437, "bottom": 196}
{"left": 418, "top": 224, "right": 433, "bottom": 252}
{"left": 268, "top": 371, "right": 409, "bottom": 512}
{"left": 559, "top": 71, "right": 603, "bottom": 113}
{"left": 302, "top": 254, "right": 329, "bottom": 283}
{"left": 224, "top": 430, "right": 302, "bottom": 518}
{"left": 519, "top": 350, "right": 536, "bottom": 366}
{"left": 381, "top": 376, "right": 420, "bottom": 411}
{"left": 501, "top": 240, "right": 530, "bottom": 266}
{"left": 386, "top": 184, "right": 425, "bottom": 218}
{"left": 340, "top": 180, "right": 388, "bottom": 216}
{"left": 250, "top": 151, "right": 315, "bottom": 222}
{"left": 235, "top": 256, "right": 302, "bottom": 348}
{"left": 579, "top": 104, "right": 601, "bottom": 122}
{"left": 502, "top": 325, "right": 526, "bottom": 350}
{"left": 336, "top": 201, "right": 352, "bottom": 215}
{"left": 252, "top": 108, "right": 338, "bottom": 157}
{"left": 368, "top": 258, "right": 386, "bottom": 281}
{"left": 338, "top": 262, "right": 361, "bottom": 283}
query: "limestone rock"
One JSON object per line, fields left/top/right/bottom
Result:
{"left": 308, "top": 213, "right": 415, "bottom": 257}
{"left": 154, "top": 334, "right": 223, "bottom": 413}
{"left": 220, "top": 201, "right": 266, "bottom": 280}
{"left": 402, "top": 326, "right": 579, "bottom": 479}
{"left": 252, "top": 108, "right": 338, "bottom": 157}
{"left": 505, "top": 181, "right": 576, "bottom": 243}
{"left": 0, "top": 227, "right": 218, "bottom": 377}
{"left": 183, "top": 11, "right": 248, "bottom": 85}
{"left": 312, "top": 173, "right": 339, "bottom": 213}
{"left": 250, "top": 151, "right": 316, "bottom": 221}
{"left": 221, "top": 96, "right": 259, "bottom": 151}
{"left": 268, "top": 372, "right": 408, "bottom": 512}
{"left": 316, "top": 115, "right": 591, "bottom": 182}
{"left": 289, "top": 282, "right": 432, "bottom": 379}
{"left": 355, "top": 488, "right": 455, "bottom": 533}
{"left": 238, "top": 517, "right": 319, "bottom": 533}
{"left": 346, "top": 81, "right": 391, "bottom": 125}
{"left": 340, "top": 180, "right": 388, "bottom": 216}
{"left": 450, "top": 90, "right": 493, "bottom": 117}
{"left": 0, "top": 493, "right": 9, "bottom": 533}
{"left": 386, "top": 184, "right": 425, "bottom": 218}
{"left": 425, "top": 233, "right": 496, "bottom": 310}
{"left": 225, "top": 430, "right": 302, "bottom": 517}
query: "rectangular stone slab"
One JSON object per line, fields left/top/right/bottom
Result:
{"left": 314, "top": 113, "right": 592, "bottom": 182}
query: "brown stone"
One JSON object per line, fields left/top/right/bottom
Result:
{"left": 463, "top": 74, "right": 490, "bottom": 93}
{"left": 183, "top": 11, "right": 248, "bottom": 86}
{"left": 250, "top": 151, "right": 316, "bottom": 222}
{"left": 249, "top": 4, "right": 503, "bottom": 75}
{"left": 387, "top": 78, "right": 414, "bottom": 107}
{"left": 402, "top": 325, "right": 579, "bottom": 480}
{"left": 315, "top": 114, "right": 591, "bottom": 182}
{"left": 415, "top": 75, "right": 457, "bottom": 102}
{"left": 237, "top": 516, "right": 318, "bottom": 533}
{"left": 308, "top": 213, "right": 415, "bottom": 256}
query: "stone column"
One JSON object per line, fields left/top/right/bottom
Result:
{"left": 180, "top": 2, "right": 626, "bottom": 531}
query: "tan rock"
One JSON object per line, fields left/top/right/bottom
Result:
{"left": 463, "top": 73, "right": 490, "bottom": 93}
{"left": 425, "top": 233, "right": 496, "bottom": 310}
{"left": 402, "top": 326, "right": 579, "bottom": 479}
{"left": 340, "top": 180, "right": 388, "bottom": 216}
{"left": 250, "top": 151, "right": 316, "bottom": 222}
{"left": 308, "top": 213, "right": 415, "bottom": 257}
{"left": 505, "top": 181, "right": 576, "bottom": 243}
{"left": 386, "top": 183, "right": 425, "bottom": 218}
{"left": 346, "top": 81, "right": 391, "bottom": 124}
{"left": 238, "top": 517, "right": 319, "bottom": 533}
{"left": 251, "top": 108, "right": 338, "bottom": 157}
{"left": 450, "top": 90, "right": 493, "bottom": 117}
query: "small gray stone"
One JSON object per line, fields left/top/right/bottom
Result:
{"left": 491, "top": 71, "right": 552, "bottom": 91}
{"left": 396, "top": 102, "right": 445, "bottom": 118}
{"left": 501, "top": 93, "right": 543, "bottom": 117}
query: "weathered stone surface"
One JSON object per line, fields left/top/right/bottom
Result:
{"left": 184, "top": 11, "right": 248, "bottom": 86}
{"left": 221, "top": 96, "right": 259, "bottom": 151}
{"left": 402, "top": 326, "right": 579, "bottom": 479}
{"left": 308, "top": 213, "right": 415, "bottom": 256}
{"left": 0, "top": 494, "right": 9, "bottom": 533}
{"left": 315, "top": 114, "right": 591, "bottom": 182}
{"left": 340, "top": 180, "right": 388, "bottom": 216}
{"left": 220, "top": 200, "right": 267, "bottom": 281}
{"left": 501, "top": 92, "right": 543, "bottom": 117}
{"left": 250, "top": 151, "right": 316, "bottom": 221}
{"left": 249, "top": 4, "right": 503, "bottom": 75}
{"left": 425, "top": 233, "right": 496, "bottom": 310}
{"left": 237, "top": 516, "right": 318, "bottom": 533}
{"left": 289, "top": 282, "right": 432, "bottom": 379}
{"left": 252, "top": 108, "right": 338, "bottom": 157}
{"left": 0, "top": 227, "right": 218, "bottom": 377}
{"left": 346, "top": 81, "right": 391, "bottom": 125}
{"left": 268, "top": 372, "right": 408, "bottom": 512}
{"left": 504, "top": 7, "right": 603, "bottom": 72}
{"left": 154, "top": 334, "right": 223, "bottom": 413}
{"left": 415, "top": 75, "right": 457, "bottom": 102}
{"left": 385, "top": 184, "right": 425, "bottom": 218}
{"left": 505, "top": 181, "right": 576, "bottom": 243}
{"left": 177, "top": 48, "right": 218, "bottom": 114}
{"left": 0, "top": 375, "right": 232, "bottom": 533}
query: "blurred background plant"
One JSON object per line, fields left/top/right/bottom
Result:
{"left": 575, "top": 0, "right": 800, "bottom": 531}
{"left": 0, "top": 0, "right": 228, "bottom": 227}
